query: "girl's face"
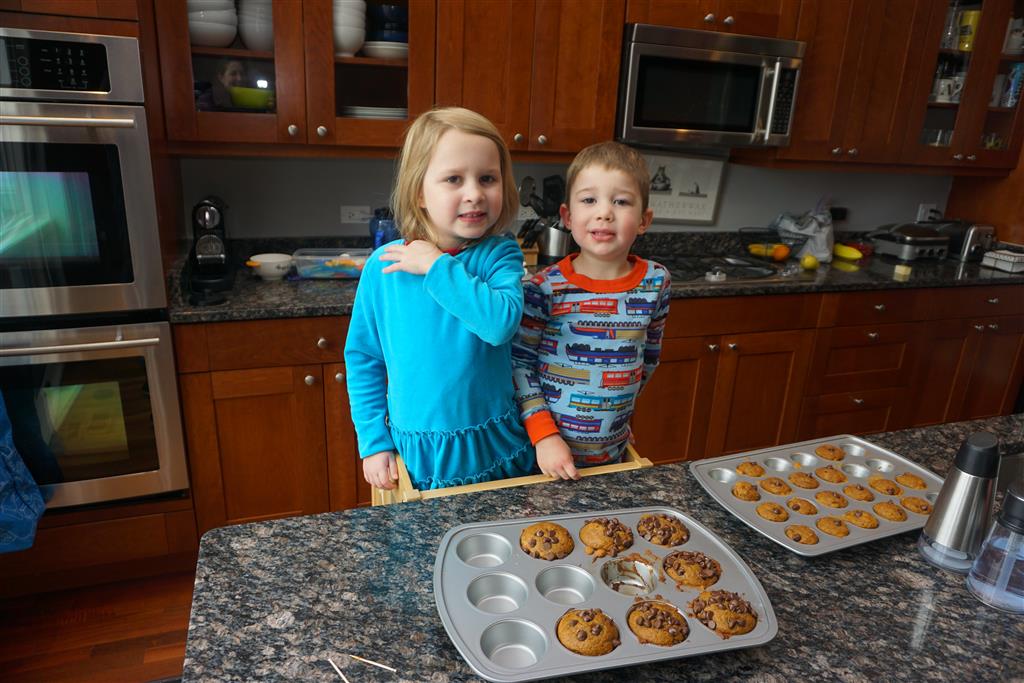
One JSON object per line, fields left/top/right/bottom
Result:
{"left": 418, "top": 129, "right": 503, "bottom": 251}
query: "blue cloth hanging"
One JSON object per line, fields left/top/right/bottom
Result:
{"left": 0, "top": 391, "right": 46, "bottom": 553}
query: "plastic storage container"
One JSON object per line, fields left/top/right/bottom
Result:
{"left": 292, "top": 248, "right": 370, "bottom": 279}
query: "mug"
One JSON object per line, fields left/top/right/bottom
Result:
{"left": 959, "top": 9, "right": 981, "bottom": 51}
{"left": 934, "top": 77, "right": 963, "bottom": 103}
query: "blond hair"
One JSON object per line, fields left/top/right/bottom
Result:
{"left": 391, "top": 107, "right": 518, "bottom": 244}
{"left": 565, "top": 141, "right": 651, "bottom": 211}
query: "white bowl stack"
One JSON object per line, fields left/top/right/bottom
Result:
{"left": 187, "top": 0, "right": 237, "bottom": 48}
{"left": 238, "top": 0, "right": 274, "bottom": 51}
{"left": 333, "top": 0, "right": 366, "bottom": 57}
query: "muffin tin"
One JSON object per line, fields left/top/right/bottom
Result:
{"left": 433, "top": 506, "right": 777, "bottom": 682}
{"left": 689, "top": 435, "right": 944, "bottom": 557}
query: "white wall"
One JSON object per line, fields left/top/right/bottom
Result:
{"left": 179, "top": 156, "right": 952, "bottom": 238}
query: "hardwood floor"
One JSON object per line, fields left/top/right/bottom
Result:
{"left": 0, "top": 571, "right": 194, "bottom": 683}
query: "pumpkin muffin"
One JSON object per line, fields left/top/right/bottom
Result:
{"left": 815, "top": 443, "right": 845, "bottom": 461}
{"left": 789, "top": 471, "right": 820, "bottom": 489}
{"left": 664, "top": 550, "right": 722, "bottom": 589}
{"left": 627, "top": 601, "right": 689, "bottom": 646}
{"left": 842, "top": 509, "right": 880, "bottom": 529}
{"left": 901, "top": 496, "right": 933, "bottom": 515}
{"left": 756, "top": 501, "right": 789, "bottom": 522}
{"left": 736, "top": 461, "right": 765, "bottom": 477}
{"left": 637, "top": 513, "right": 690, "bottom": 547}
{"left": 557, "top": 608, "right": 621, "bottom": 656}
{"left": 689, "top": 590, "right": 758, "bottom": 638}
{"left": 895, "top": 472, "right": 928, "bottom": 490}
{"left": 786, "top": 497, "right": 818, "bottom": 515}
{"left": 520, "top": 522, "right": 575, "bottom": 560}
{"left": 844, "top": 483, "right": 875, "bottom": 502}
{"left": 732, "top": 481, "right": 761, "bottom": 501}
{"left": 874, "top": 500, "right": 908, "bottom": 522}
{"left": 785, "top": 524, "right": 819, "bottom": 545}
{"left": 815, "top": 465, "right": 847, "bottom": 484}
{"left": 816, "top": 516, "right": 850, "bottom": 537}
{"left": 815, "top": 490, "right": 849, "bottom": 509}
{"left": 759, "top": 476, "right": 792, "bottom": 496}
{"left": 868, "top": 476, "right": 902, "bottom": 496}
{"left": 580, "top": 517, "right": 634, "bottom": 558}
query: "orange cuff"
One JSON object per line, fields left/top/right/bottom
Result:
{"left": 524, "top": 411, "right": 560, "bottom": 445}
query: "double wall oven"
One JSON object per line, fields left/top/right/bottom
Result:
{"left": 1, "top": 28, "right": 187, "bottom": 508}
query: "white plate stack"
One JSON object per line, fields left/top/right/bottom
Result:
{"left": 340, "top": 105, "right": 407, "bottom": 120}
{"left": 362, "top": 41, "right": 408, "bottom": 60}
{"left": 238, "top": 0, "right": 274, "bottom": 51}
{"left": 187, "top": 0, "right": 237, "bottom": 48}
{"left": 333, "top": 0, "right": 366, "bottom": 57}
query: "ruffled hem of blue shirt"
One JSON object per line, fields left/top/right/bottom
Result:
{"left": 390, "top": 406, "right": 536, "bottom": 490}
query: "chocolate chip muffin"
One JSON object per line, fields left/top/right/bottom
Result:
{"left": 874, "top": 500, "right": 908, "bottom": 522}
{"left": 627, "top": 601, "right": 689, "bottom": 646}
{"left": 815, "top": 443, "right": 845, "bottom": 461}
{"left": 637, "top": 513, "right": 690, "bottom": 547}
{"left": 868, "top": 475, "right": 902, "bottom": 496}
{"left": 785, "top": 524, "right": 819, "bottom": 545}
{"left": 736, "top": 461, "right": 765, "bottom": 477}
{"left": 842, "top": 509, "right": 880, "bottom": 529}
{"left": 557, "top": 608, "right": 620, "bottom": 656}
{"left": 664, "top": 550, "right": 722, "bottom": 588}
{"left": 895, "top": 472, "right": 928, "bottom": 490}
{"left": 689, "top": 590, "right": 757, "bottom": 638}
{"left": 787, "top": 497, "right": 818, "bottom": 515}
{"left": 789, "top": 471, "right": 820, "bottom": 489}
{"left": 759, "top": 476, "right": 792, "bottom": 496}
{"left": 580, "top": 517, "right": 634, "bottom": 558}
{"left": 756, "top": 501, "right": 789, "bottom": 522}
{"left": 816, "top": 516, "right": 850, "bottom": 537}
{"left": 815, "top": 465, "right": 847, "bottom": 484}
{"left": 901, "top": 496, "right": 933, "bottom": 515}
{"left": 815, "top": 490, "right": 849, "bottom": 509}
{"left": 844, "top": 483, "right": 875, "bottom": 502}
{"left": 520, "top": 522, "right": 575, "bottom": 560}
{"left": 732, "top": 481, "right": 761, "bottom": 501}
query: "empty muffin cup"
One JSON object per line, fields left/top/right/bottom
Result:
{"left": 467, "top": 573, "right": 528, "bottom": 614}
{"left": 480, "top": 619, "right": 548, "bottom": 668}
{"left": 456, "top": 533, "right": 512, "bottom": 568}
{"left": 535, "top": 565, "right": 594, "bottom": 605}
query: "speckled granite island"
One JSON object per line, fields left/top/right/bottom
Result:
{"left": 183, "top": 415, "right": 1024, "bottom": 682}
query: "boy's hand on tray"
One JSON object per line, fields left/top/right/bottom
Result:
{"left": 537, "top": 435, "right": 579, "bottom": 480}
{"left": 364, "top": 450, "right": 398, "bottom": 489}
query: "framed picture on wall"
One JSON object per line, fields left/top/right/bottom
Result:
{"left": 643, "top": 153, "right": 725, "bottom": 224}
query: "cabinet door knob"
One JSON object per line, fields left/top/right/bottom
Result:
{"left": 708, "top": 343, "right": 719, "bottom": 352}
{"left": 851, "top": 397, "right": 865, "bottom": 405}
{"left": 867, "top": 331, "right": 879, "bottom": 340}
{"left": 317, "top": 337, "right": 329, "bottom": 349}
{"left": 723, "top": 15, "right": 735, "bottom": 25}
{"left": 967, "top": 154, "right": 976, "bottom": 161}
{"left": 317, "top": 125, "right": 328, "bottom": 137}
{"left": 335, "top": 372, "right": 345, "bottom": 383}
{"left": 287, "top": 124, "right": 299, "bottom": 136}
{"left": 831, "top": 147, "right": 842, "bottom": 155}
{"left": 704, "top": 13, "right": 716, "bottom": 23}
{"left": 987, "top": 297, "right": 999, "bottom": 304}
{"left": 537, "top": 134, "right": 548, "bottom": 145}
{"left": 974, "top": 324, "right": 985, "bottom": 331}
{"left": 953, "top": 153, "right": 964, "bottom": 160}
{"left": 874, "top": 303, "right": 886, "bottom": 311}
{"left": 847, "top": 147, "right": 859, "bottom": 156}
{"left": 304, "top": 375, "right": 316, "bottom": 386}
{"left": 727, "top": 342, "right": 738, "bottom": 350}
{"left": 988, "top": 323, "right": 1000, "bottom": 331}
{"left": 513, "top": 133, "right": 524, "bottom": 143}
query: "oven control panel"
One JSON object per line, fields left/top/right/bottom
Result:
{"left": 1, "top": 36, "right": 110, "bottom": 92}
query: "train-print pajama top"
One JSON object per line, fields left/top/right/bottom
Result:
{"left": 511, "top": 254, "right": 671, "bottom": 466}
{"left": 345, "top": 235, "right": 535, "bottom": 490}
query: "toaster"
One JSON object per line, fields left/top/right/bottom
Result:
{"left": 931, "top": 221, "right": 997, "bottom": 261}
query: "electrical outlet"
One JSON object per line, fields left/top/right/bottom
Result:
{"left": 340, "top": 205, "right": 371, "bottom": 224}
{"left": 916, "top": 203, "right": 937, "bottom": 222}
{"left": 518, "top": 205, "right": 539, "bottom": 221}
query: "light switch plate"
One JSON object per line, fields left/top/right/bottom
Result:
{"left": 340, "top": 205, "right": 372, "bottom": 224}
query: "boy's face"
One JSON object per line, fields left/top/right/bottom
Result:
{"left": 560, "top": 165, "right": 653, "bottom": 265}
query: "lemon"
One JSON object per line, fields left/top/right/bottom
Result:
{"left": 800, "top": 253, "right": 820, "bottom": 271}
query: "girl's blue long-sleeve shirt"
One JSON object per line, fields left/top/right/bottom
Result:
{"left": 344, "top": 235, "right": 535, "bottom": 489}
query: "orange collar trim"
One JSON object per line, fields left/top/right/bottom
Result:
{"left": 557, "top": 254, "right": 647, "bottom": 293}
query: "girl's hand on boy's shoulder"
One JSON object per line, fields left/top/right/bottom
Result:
{"left": 380, "top": 240, "right": 442, "bottom": 275}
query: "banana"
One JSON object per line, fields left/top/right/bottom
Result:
{"left": 831, "top": 259, "right": 860, "bottom": 273}
{"left": 748, "top": 244, "right": 770, "bottom": 257}
{"left": 833, "top": 243, "right": 864, "bottom": 260}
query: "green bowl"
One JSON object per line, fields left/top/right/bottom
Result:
{"left": 228, "top": 86, "right": 274, "bottom": 109}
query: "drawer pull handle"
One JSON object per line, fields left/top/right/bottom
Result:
{"left": 974, "top": 324, "right": 985, "bottom": 331}
{"left": 335, "top": 372, "right": 345, "bottom": 383}
{"left": 988, "top": 323, "right": 999, "bottom": 331}
{"left": 287, "top": 124, "right": 299, "bottom": 136}
{"left": 708, "top": 343, "right": 719, "bottom": 352}
{"left": 513, "top": 133, "right": 524, "bottom": 143}
{"left": 831, "top": 147, "right": 842, "bottom": 155}
{"left": 727, "top": 343, "right": 738, "bottom": 350}
{"left": 317, "top": 337, "right": 329, "bottom": 349}
{"left": 304, "top": 375, "right": 316, "bottom": 386}
{"left": 867, "top": 332, "right": 879, "bottom": 340}
{"left": 723, "top": 15, "right": 735, "bottom": 25}
{"left": 874, "top": 304, "right": 886, "bottom": 312}
{"left": 317, "top": 125, "right": 328, "bottom": 137}
{"left": 987, "top": 297, "right": 999, "bottom": 304}
{"left": 704, "top": 12, "right": 716, "bottom": 22}
{"left": 537, "top": 134, "right": 548, "bottom": 145}
{"left": 851, "top": 397, "right": 865, "bottom": 405}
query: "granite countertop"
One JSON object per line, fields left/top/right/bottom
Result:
{"left": 183, "top": 415, "right": 1024, "bottom": 682}
{"left": 167, "top": 234, "right": 1024, "bottom": 323}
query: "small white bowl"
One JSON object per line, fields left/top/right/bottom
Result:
{"left": 188, "top": 20, "right": 237, "bottom": 47}
{"left": 239, "top": 22, "right": 274, "bottom": 51}
{"left": 187, "top": 0, "right": 234, "bottom": 9}
{"left": 333, "top": 25, "right": 365, "bottom": 56}
{"left": 188, "top": 9, "right": 237, "bottom": 24}
{"left": 247, "top": 253, "right": 293, "bottom": 280}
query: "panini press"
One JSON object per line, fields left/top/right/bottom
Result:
{"left": 870, "top": 223, "right": 950, "bottom": 261}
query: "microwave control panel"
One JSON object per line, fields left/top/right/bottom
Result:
{"left": 0, "top": 37, "right": 110, "bottom": 92}
{"left": 770, "top": 68, "right": 798, "bottom": 135}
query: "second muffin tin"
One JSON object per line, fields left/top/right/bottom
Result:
{"left": 689, "top": 435, "right": 945, "bottom": 557}
{"left": 433, "top": 506, "right": 777, "bottom": 682}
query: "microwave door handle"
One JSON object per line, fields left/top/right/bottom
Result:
{"left": 0, "top": 337, "right": 160, "bottom": 357}
{"left": 0, "top": 114, "right": 137, "bottom": 129}
{"left": 763, "top": 59, "right": 782, "bottom": 142}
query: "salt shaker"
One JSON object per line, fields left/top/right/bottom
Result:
{"left": 966, "top": 485, "right": 1024, "bottom": 614}
{"left": 917, "top": 432, "right": 999, "bottom": 572}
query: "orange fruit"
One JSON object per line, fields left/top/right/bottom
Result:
{"left": 771, "top": 244, "right": 791, "bottom": 261}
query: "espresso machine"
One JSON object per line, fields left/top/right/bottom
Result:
{"left": 185, "top": 196, "right": 234, "bottom": 305}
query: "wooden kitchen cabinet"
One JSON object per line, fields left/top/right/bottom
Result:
{"left": 625, "top": 0, "right": 800, "bottom": 38}
{"left": 155, "top": 0, "right": 434, "bottom": 147}
{"left": 0, "top": 0, "right": 137, "bottom": 19}
{"left": 436, "top": 0, "right": 626, "bottom": 153}
{"left": 174, "top": 317, "right": 360, "bottom": 536}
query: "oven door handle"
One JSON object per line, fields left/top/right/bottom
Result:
{"left": 0, "top": 337, "right": 159, "bottom": 357}
{"left": 763, "top": 58, "right": 781, "bottom": 142}
{"left": 0, "top": 114, "right": 137, "bottom": 128}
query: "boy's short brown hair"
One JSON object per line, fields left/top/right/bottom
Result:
{"left": 565, "top": 141, "right": 651, "bottom": 211}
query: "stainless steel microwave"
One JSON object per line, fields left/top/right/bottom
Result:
{"left": 617, "top": 24, "right": 804, "bottom": 148}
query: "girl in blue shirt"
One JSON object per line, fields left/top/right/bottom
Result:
{"left": 344, "top": 108, "right": 535, "bottom": 491}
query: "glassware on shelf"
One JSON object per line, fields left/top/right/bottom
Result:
{"left": 941, "top": 1, "right": 961, "bottom": 49}
{"left": 958, "top": 8, "right": 982, "bottom": 52}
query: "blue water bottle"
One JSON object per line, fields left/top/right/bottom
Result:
{"left": 370, "top": 207, "right": 397, "bottom": 248}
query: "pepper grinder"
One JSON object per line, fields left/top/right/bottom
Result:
{"left": 917, "top": 432, "right": 1000, "bottom": 572}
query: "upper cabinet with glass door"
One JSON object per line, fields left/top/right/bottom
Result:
{"left": 903, "top": 0, "right": 1024, "bottom": 170}
{"left": 155, "top": 0, "right": 434, "bottom": 147}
